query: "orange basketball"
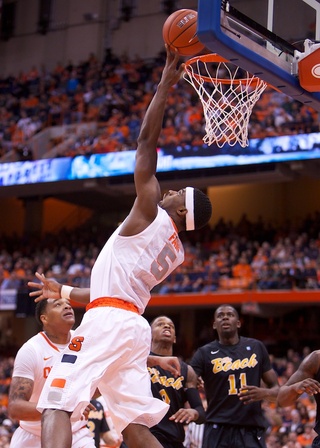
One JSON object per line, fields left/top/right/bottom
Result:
{"left": 162, "top": 9, "right": 205, "bottom": 57}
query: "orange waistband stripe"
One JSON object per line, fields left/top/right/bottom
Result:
{"left": 86, "top": 297, "right": 139, "bottom": 314}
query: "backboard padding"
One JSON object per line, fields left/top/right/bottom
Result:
{"left": 197, "top": 0, "right": 320, "bottom": 111}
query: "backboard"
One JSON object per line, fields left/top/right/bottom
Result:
{"left": 197, "top": 0, "right": 320, "bottom": 111}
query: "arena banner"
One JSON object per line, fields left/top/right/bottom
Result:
{"left": 1, "top": 132, "right": 320, "bottom": 186}
{"left": 0, "top": 289, "right": 17, "bottom": 310}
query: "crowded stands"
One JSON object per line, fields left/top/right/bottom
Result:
{"left": 1, "top": 211, "right": 320, "bottom": 296}
{"left": 0, "top": 50, "right": 319, "bottom": 163}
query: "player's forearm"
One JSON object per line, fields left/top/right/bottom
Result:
{"left": 147, "top": 355, "right": 181, "bottom": 376}
{"left": 61, "top": 285, "right": 90, "bottom": 304}
{"left": 261, "top": 386, "right": 280, "bottom": 403}
{"left": 137, "top": 82, "right": 171, "bottom": 150}
{"left": 277, "top": 385, "right": 302, "bottom": 407}
{"left": 8, "top": 400, "right": 41, "bottom": 421}
{"left": 185, "top": 387, "right": 206, "bottom": 424}
{"left": 147, "top": 355, "right": 164, "bottom": 367}
{"left": 70, "top": 287, "right": 90, "bottom": 304}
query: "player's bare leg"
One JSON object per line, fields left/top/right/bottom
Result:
{"left": 41, "top": 409, "right": 72, "bottom": 448}
{"left": 123, "top": 423, "right": 164, "bottom": 448}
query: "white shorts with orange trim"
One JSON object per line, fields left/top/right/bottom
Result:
{"left": 37, "top": 307, "right": 169, "bottom": 434}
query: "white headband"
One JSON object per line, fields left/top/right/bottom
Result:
{"left": 185, "top": 187, "right": 195, "bottom": 231}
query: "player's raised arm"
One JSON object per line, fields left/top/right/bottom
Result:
{"left": 135, "top": 47, "right": 184, "bottom": 190}
{"left": 121, "top": 47, "right": 184, "bottom": 237}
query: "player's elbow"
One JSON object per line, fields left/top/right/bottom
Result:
{"left": 8, "top": 401, "right": 20, "bottom": 421}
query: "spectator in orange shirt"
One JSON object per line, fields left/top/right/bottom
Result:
{"left": 232, "top": 255, "right": 254, "bottom": 288}
{"left": 297, "top": 423, "right": 317, "bottom": 447}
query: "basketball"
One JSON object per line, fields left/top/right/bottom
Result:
{"left": 162, "top": 9, "right": 205, "bottom": 57}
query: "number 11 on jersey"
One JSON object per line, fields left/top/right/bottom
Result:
{"left": 228, "top": 373, "right": 248, "bottom": 395}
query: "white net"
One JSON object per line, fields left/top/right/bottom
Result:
{"left": 183, "top": 54, "right": 268, "bottom": 148}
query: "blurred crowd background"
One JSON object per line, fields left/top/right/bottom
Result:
{"left": 0, "top": 7, "right": 320, "bottom": 446}
{"left": 0, "top": 50, "right": 319, "bottom": 162}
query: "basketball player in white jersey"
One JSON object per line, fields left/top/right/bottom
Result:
{"left": 31, "top": 46, "right": 212, "bottom": 448}
{"left": 8, "top": 298, "right": 96, "bottom": 448}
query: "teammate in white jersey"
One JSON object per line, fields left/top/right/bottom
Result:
{"left": 32, "top": 47, "right": 212, "bottom": 448}
{"left": 8, "top": 298, "right": 96, "bottom": 448}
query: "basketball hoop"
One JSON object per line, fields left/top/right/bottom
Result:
{"left": 183, "top": 54, "right": 268, "bottom": 148}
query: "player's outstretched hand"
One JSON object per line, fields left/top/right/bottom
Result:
{"left": 159, "top": 356, "right": 181, "bottom": 377}
{"left": 148, "top": 355, "right": 181, "bottom": 377}
{"left": 292, "top": 378, "right": 320, "bottom": 396}
{"left": 101, "top": 429, "right": 122, "bottom": 448}
{"left": 81, "top": 402, "right": 96, "bottom": 420}
{"left": 160, "top": 356, "right": 181, "bottom": 377}
{"left": 238, "top": 385, "right": 267, "bottom": 404}
{"left": 169, "top": 407, "right": 199, "bottom": 424}
{"left": 162, "top": 44, "right": 185, "bottom": 89}
{"left": 27, "top": 272, "right": 62, "bottom": 302}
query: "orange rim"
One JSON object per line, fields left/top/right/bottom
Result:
{"left": 184, "top": 53, "right": 266, "bottom": 87}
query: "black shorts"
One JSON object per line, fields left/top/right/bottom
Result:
{"left": 151, "top": 429, "right": 185, "bottom": 448}
{"left": 312, "top": 435, "right": 320, "bottom": 448}
{"left": 202, "top": 423, "right": 266, "bottom": 448}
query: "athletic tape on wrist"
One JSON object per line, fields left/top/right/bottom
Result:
{"left": 61, "top": 285, "right": 73, "bottom": 299}
{"left": 185, "top": 187, "right": 195, "bottom": 231}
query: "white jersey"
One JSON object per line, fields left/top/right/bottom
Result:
{"left": 12, "top": 330, "right": 88, "bottom": 438}
{"left": 90, "top": 206, "right": 185, "bottom": 313}
{"left": 37, "top": 207, "right": 185, "bottom": 434}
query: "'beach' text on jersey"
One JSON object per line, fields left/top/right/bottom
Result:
{"left": 148, "top": 367, "right": 184, "bottom": 390}
{"left": 211, "top": 354, "right": 258, "bottom": 373}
